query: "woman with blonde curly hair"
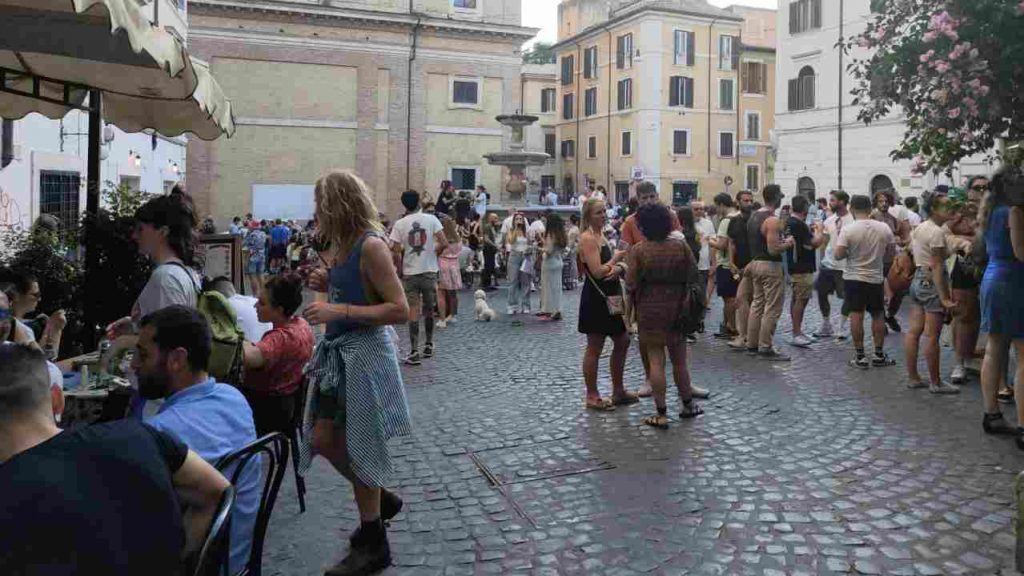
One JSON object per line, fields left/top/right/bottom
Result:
{"left": 301, "top": 170, "right": 413, "bottom": 575}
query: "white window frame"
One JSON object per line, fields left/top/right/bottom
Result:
{"left": 540, "top": 88, "right": 556, "bottom": 114}
{"left": 448, "top": 165, "right": 481, "bottom": 190}
{"left": 449, "top": 76, "right": 483, "bottom": 109}
{"left": 620, "top": 130, "right": 633, "bottom": 157}
{"left": 669, "top": 75, "right": 694, "bottom": 108}
{"left": 671, "top": 129, "right": 692, "bottom": 157}
{"left": 745, "top": 163, "right": 761, "bottom": 191}
{"left": 617, "top": 33, "right": 634, "bottom": 70}
{"left": 584, "top": 45, "right": 599, "bottom": 79}
{"left": 719, "top": 35, "right": 735, "bottom": 71}
{"left": 719, "top": 78, "right": 736, "bottom": 111}
{"left": 452, "top": 0, "right": 481, "bottom": 15}
{"left": 741, "top": 59, "right": 768, "bottom": 96}
{"left": 587, "top": 135, "right": 598, "bottom": 159}
{"left": 745, "top": 111, "right": 761, "bottom": 141}
{"left": 718, "top": 131, "right": 736, "bottom": 158}
{"left": 673, "top": 29, "right": 694, "bottom": 66}
{"left": 617, "top": 78, "right": 633, "bottom": 111}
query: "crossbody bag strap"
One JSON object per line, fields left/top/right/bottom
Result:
{"left": 163, "top": 260, "right": 202, "bottom": 296}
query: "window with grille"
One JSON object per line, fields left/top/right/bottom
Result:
{"left": 616, "top": 33, "right": 633, "bottom": 69}
{"left": 621, "top": 131, "right": 632, "bottom": 156}
{"left": 673, "top": 30, "right": 695, "bottom": 66}
{"left": 746, "top": 112, "right": 761, "bottom": 141}
{"left": 587, "top": 136, "right": 597, "bottom": 159}
{"left": 583, "top": 46, "right": 599, "bottom": 79}
{"left": 615, "top": 182, "right": 630, "bottom": 204}
{"left": 452, "top": 80, "right": 479, "bottom": 105}
{"left": 719, "top": 35, "right": 738, "bottom": 71}
{"left": 541, "top": 88, "right": 556, "bottom": 113}
{"left": 561, "top": 140, "right": 575, "bottom": 159}
{"left": 563, "top": 93, "right": 575, "bottom": 120}
{"left": 669, "top": 76, "right": 694, "bottom": 108}
{"left": 541, "top": 175, "right": 556, "bottom": 191}
{"left": 672, "top": 130, "right": 690, "bottom": 155}
{"left": 719, "top": 78, "right": 735, "bottom": 110}
{"left": 719, "top": 132, "right": 735, "bottom": 158}
{"left": 788, "top": 66, "right": 816, "bottom": 111}
{"left": 39, "top": 171, "right": 81, "bottom": 240}
{"left": 617, "top": 78, "right": 632, "bottom": 111}
{"left": 746, "top": 165, "right": 761, "bottom": 191}
{"left": 672, "top": 182, "right": 698, "bottom": 206}
{"left": 561, "top": 55, "right": 575, "bottom": 85}
{"left": 741, "top": 62, "right": 767, "bottom": 94}
{"left": 788, "top": 0, "right": 822, "bottom": 34}
{"left": 584, "top": 88, "right": 598, "bottom": 117}
{"left": 544, "top": 133, "right": 556, "bottom": 158}
{"left": 451, "top": 168, "right": 477, "bottom": 190}
{"left": 564, "top": 176, "right": 574, "bottom": 196}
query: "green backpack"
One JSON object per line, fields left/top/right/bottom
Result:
{"left": 167, "top": 263, "right": 246, "bottom": 385}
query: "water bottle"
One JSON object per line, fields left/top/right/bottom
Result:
{"left": 98, "top": 339, "right": 112, "bottom": 376}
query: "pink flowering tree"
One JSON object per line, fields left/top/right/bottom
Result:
{"left": 846, "top": 0, "right": 1024, "bottom": 174}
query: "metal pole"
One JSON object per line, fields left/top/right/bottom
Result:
{"left": 838, "top": 0, "right": 844, "bottom": 191}
{"left": 84, "top": 89, "right": 102, "bottom": 347}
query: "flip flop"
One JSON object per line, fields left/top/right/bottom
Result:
{"left": 585, "top": 398, "right": 616, "bottom": 411}
{"left": 642, "top": 414, "right": 670, "bottom": 430}
{"left": 611, "top": 391, "right": 640, "bottom": 406}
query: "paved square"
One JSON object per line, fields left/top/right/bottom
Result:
{"left": 265, "top": 289, "right": 1020, "bottom": 575}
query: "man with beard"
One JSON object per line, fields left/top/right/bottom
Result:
{"left": 134, "top": 306, "right": 259, "bottom": 576}
{"left": 726, "top": 190, "right": 756, "bottom": 351}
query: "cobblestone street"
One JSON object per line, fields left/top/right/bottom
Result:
{"left": 265, "top": 288, "right": 1022, "bottom": 576}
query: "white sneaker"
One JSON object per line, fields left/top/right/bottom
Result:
{"left": 951, "top": 364, "right": 967, "bottom": 384}
{"left": 522, "top": 306, "right": 532, "bottom": 314}
{"left": 447, "top": 317, "right": 458, "bottom": 325}
{"left": 789, "top": 334, "right": 813, "bottom": 348}
{"left": 506, "top": 307, "right": 515, "bottom": 315}
{"left": 929, "top": 381, "right": 960, "bottom": 395}
{"left": 436, "top": 320, "right": 447, "bottom": 329}
{"left": 812, "top": 324, "right": 834, "bottom": 339}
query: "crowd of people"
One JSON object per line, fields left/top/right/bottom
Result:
{"left": 1, "top": 165, "right": 1022, "bottom": 576}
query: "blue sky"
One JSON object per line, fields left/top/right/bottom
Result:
{"left": 522, "top": 0, "right": 777, "bottom": 46}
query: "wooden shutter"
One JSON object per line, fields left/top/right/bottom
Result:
{"left": 731, "top": 37, "right": 740, "bottom": 71}
{"left": 686, "top": 31, "right": 696, "bottom": 66}
{"left": 673, "top": 31, "right": 682, "bottom": 65}
{"left": 802, "top": 74, "right": 815, "bottom": 109}
{"left": 684, "top": 77, "right": 694, "bottom": 108}
{"left": 669, "top": 76, "right": 680, "bottom": 106}
{"left": 788, "top": 78, "right": 799, "bottom": 111}
{"left": 616, "top": 36, "right": 625, "bottom": 69}
{"left": 811, "top": 0, "right": 822, "bottom": 29}
{"left": 789, "top": 1, "right": 799, "bottom": 33}
{"left": 741, "top": 63, "right": 749, "bottom": 94}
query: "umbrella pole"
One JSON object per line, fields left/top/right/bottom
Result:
{"left": 84, "top": 89, "right": 102, "bottom": 349}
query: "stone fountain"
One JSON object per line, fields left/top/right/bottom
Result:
{"left": 483, "top": 113, "right": 550, "bottom": 200}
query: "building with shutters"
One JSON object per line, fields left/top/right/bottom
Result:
{"left": 185, "top": 0, "right": 536, "bottom": 220}
{"left": 520, "top": 64, "right": 559, "bottom": 201}
{"left": 551, "top": 0, "right": 776, "bottom": 206}
{"left": 774, "top": 0, "right": 989, "bottom": 203}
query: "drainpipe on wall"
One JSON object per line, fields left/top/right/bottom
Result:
{"left": 736, "top": 33, "right": 742, "bottom": 173}
{"left": 837, "top": 0, "right": 845, "bottom": 190}
{"left": 406, "top": 8, "right": 421, "bottom": 191}
{"left": 605, "top": 25, "right": 612, "bottom": 192}
{"left": 575, "top": 41, "right": 582, "bottom": 196}
{"left": 707, "top": 17, "right": 718, "bottom": 175}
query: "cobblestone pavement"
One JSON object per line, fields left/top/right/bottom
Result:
{"left": 265, "top": 287, "right": 1022, "bottom": 575}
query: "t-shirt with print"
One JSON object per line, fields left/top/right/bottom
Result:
{"left": 0, "top": 420, "right": 188, "bottom": 576}
{"left": 785, "top": 216, "right": 817, "bottom": 275}
{"left": 244, "top": 229, "right": 267, "bottom": 260}
{"left": 133, "top": 262, "right": 200, "bottom": 322}
{"left": 911, "top": 219, "right": 947, "bottom": 269}
{"left": 246, "top": 316, "right": 314, "bottom": 396}
{"left": 695, "top": 218, "right": 716, "bottom": 271}
{"left": 390, "top": 211, "right": 444, "bottom": 276}
{"left": 836, "top": 219, "right": 894, "bottom": 284}
{"left": 821, "top": 212, "right": 856, "bottom": 271}
{"left": 715, "top": 212, "right": 738, "bottom": 265}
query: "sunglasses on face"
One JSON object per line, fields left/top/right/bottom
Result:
{"left": 971, "top": 185, "right": 988, "bottom": 192}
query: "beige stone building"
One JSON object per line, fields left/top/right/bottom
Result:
{"left": 552, "top": 0, "right": 776, "bottom": 205}
{"left": 520, "top": 63, "right": 559, "bottom": 200}
{"left": 185, "top": 0, "right": 536, "bottom": 219}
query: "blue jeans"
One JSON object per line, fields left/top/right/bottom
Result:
{"left": 506, "top": 251, "right": 532, "bottom": 310}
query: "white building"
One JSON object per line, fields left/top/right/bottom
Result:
{"left": 774, "top": 0, "right": 990, "bottom": 203}
{"left": 0, "top": 0, "right": 190, "bottom": 236}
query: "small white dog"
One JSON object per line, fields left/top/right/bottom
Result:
{"left": 474, "top": 289, "right": 497, "bottom": 322}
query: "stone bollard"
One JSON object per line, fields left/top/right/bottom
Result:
{"left": 1017, "top": 471, "right": 1024, "bottom": 571}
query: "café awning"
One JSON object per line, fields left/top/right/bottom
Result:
{"left": 0, "top": 0, "right": 235, "bottom": 139}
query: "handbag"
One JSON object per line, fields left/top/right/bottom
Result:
{"left": 585, "top": 265, "right": 624, "bottom": 316}
{"left": 888, "top": 248, "right": 915, "bottom": 293}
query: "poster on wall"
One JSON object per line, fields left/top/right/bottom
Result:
{"left": 197, "top": 234, "right": 243, "bottom": 293}
{"left": 252, "top": 184, "right": 315, "bottom": 222}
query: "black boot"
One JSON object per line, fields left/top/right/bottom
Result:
{"left": 327, "top": 519, "right": 391, "bottom": 576}
{"left": 982, "top": 412, "right": 1015, "bottom": 435}
{"left": 348, "top": 489, "right": 403, "bottom": 544}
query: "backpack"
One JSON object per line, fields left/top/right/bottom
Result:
{"left": 166, "top": 263, "right": 246, "bottom": 385}
{"left": 888, "top": 248, "right": 915, "bottom": 294}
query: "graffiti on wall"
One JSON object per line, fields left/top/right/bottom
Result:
{"left": 0, "top": 186, "right": 25, "bottom": 233}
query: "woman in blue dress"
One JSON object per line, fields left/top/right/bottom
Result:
{"left": 302, "top": 170, "right": 413, "bottom": 575}
{"left": 978, "top": 169, "right": 1024, "bottom": 447}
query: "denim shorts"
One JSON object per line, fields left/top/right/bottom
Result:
{"left": 910, "top": 269, "right": 944, "bottom": 314}
{"left": 246, "top": 256, "right": 265, "bottom": 275}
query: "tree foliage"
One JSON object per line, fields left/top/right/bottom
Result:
{"left": 522, "top": 42, "right": 556, "bottom": 64}
{"left": 845, "top": 0, "right": 1024, "bottom": 174}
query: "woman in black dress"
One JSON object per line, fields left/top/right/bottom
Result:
{"left": 578, "top": 198, "right": 638, "bottom": 411}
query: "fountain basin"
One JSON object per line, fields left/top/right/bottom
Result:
{"left": 495, "top": 114, "right": 540, "bottom": 128}
{"left": 483, "top": 151, "right": 550, "bottom": 166}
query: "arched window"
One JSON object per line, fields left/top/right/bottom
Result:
{"left": 788, "top": 66, "right": 816, "bottom": 111}
{"left": 797, "top": 176, "right": 816, "bottom": 202}
{"left": 870, "top": 175, "right": 895, "bottom": 196}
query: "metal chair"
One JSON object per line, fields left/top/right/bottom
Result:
{"left": 286, "top": 377, "right": 310, "bottom": 513}
{"left": 191, "top": 485, "right": 236, "bottom": 576}
{"left": 216, "top": 433, "right": 289, "bottom": 576}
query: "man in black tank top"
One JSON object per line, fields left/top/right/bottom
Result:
{"left": 743, "top": 185, "right": 795, "bottom": 361}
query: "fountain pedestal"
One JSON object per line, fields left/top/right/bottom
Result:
{"left": 483, "top": 114, "right": 550, "bottom": 200}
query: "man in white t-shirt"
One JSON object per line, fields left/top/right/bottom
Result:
{"left": 692, "top": 201, "right": 717, "bottom": 303}
{"left": 209, "top": 278, "right": 271, "bottom": 343}
{"left": 527, "top": 214, "right": 547, "bottom": 243}
{"left": 815, "top": 191, "right": 855, "bottom": 340}
{"left": 834, "top": 195, "right": 897, "bottom": 369}
{"left": 390, "top": 190, "right": 448, "bottom": 365}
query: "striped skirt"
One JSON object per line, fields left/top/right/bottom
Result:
{"left": 300, "top": 326, "right": 412, "bottom": 487}
{"left": 563, "top": 249, "right": 578, "bottom": 290}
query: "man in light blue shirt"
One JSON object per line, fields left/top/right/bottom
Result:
{"left": 132, "top": 305, "right": 260, "bottom": 575}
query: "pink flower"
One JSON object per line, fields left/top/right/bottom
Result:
{"left": 978, "top": 85, "right": 991, "bottom": 96}
{"left": 968, "top": 78, "right": 982, "bottom": 89}
{"left": 920, "top": 50, "right": 936, "bottom": 63}
{"left": 948, "top": 107, "right": 961, "bottom": 119}
{"left": 934, "top": 60, "right": 951, "bottom": 73}
{"left": 911, "top": 155, "right": 927, "bottom": 175}
{"left": 969, "top": 48, "right": 979, "bottom": 59}
{"left": 923, "top": 31, "right": 939, "bottom": 43}
{"left": 944, "top": 30, "right": 959, "bottom": 41}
